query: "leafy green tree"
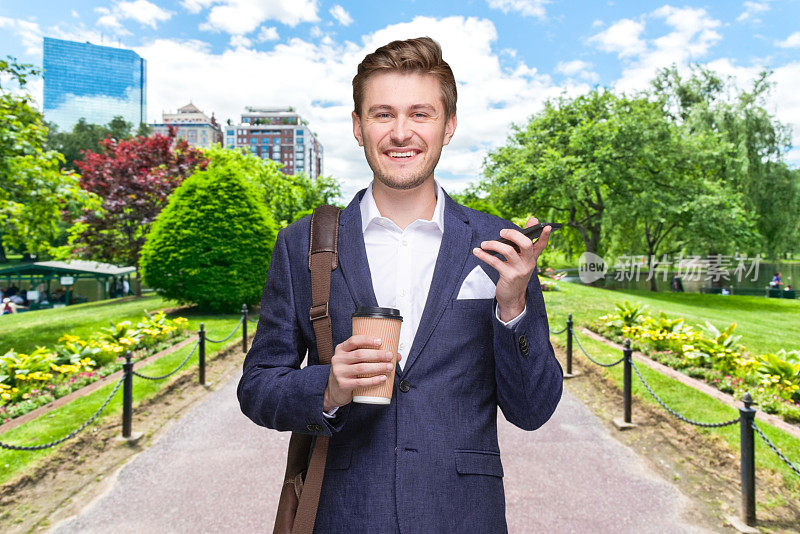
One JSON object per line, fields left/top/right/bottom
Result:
{"left": 201, "top": 146, "right": 342, "bottom": 226}
{"left": 0, "top": 57, "right": 97, "bottom": 261}
{"left": 140, "top": 165, "right": 278, "bottom": 312}
{"left": 45, "top": 116, "right": 134, "bottom": 171}
{"left": 481, "top": 90, "right": 635, "bottom": 256}
{"left": 652, "top": 65, "right": 800, "bottom": 257}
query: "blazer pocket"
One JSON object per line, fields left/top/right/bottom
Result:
{"left": 450, "top": 298, "right": 493, "bottom": 311}
{"left": 325, "top": 446, "right": 352, "bottom": 470}
{"left": 454, "top": 449, "right": 504, "bottom": 477}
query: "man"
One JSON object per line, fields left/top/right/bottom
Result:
{"left": 238, "top": 37, "right": 563, "bottom": 533}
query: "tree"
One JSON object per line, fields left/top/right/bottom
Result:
{"left": 481, "top": 90, "right": 636, "bottom": 257}
{"left": 201, "top": 146, "right": 342, "bottom": 226}
{"left": 0, "top": 57, "right": 96, "bottom": 261}
{"left": 69, "top": 127, "right": 207, "bottom": 294}
{"left": 651, "top": 65, "right": 800, "bottom": 257}
{"left": 45, "top": 116, "right": 134, "bottom": 171}
{"left": 140, "top": 164, "right": 278, "bottom": 312}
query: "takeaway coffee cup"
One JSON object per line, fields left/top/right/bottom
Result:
{"left": 351, "top": 306, "right": 402, "bottom": 404}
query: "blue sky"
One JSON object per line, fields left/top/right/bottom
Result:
{"left": 2, "top": 0, "right": 799, "bottom": 200}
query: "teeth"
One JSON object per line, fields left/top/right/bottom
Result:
{"left": 388, "top": 151, "right": 415, "bottom": 158}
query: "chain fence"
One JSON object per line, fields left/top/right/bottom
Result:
{"left": 630, "top": 361, "right": 741, "bottom": 428}
{"left": 133, "top": 339, "right": 200, "bottom": 381}
{"left": 549, "top": 325, "right": 568, "bottom": 335}
{"left": 573, "top": 332, "right": 625, "bottom": 368}
{"left": 753, "top": 422, "right": 800, "bottom": 478}
{"left": 205, "top": 317, "right": 245, "bottom": 344}
{"left": 0, "top": 376, "right": 124, "bottom": 451}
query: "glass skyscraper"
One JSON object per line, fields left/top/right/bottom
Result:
{"left": 43, "top": 37, "right": 146, "bottom": 132}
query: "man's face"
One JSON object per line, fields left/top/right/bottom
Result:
{"left": 352, "top": 72, "right": 456, "bottom": 191}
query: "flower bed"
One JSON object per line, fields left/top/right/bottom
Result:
{"left": 0, "top": 312, "right": 189, "bottom": 423}
{"left": 592, "top": 301, "right": 800, "bottom": 424}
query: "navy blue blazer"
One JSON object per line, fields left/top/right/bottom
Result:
{"left": 238, "top": 186, "right": 563, "bottom": 533}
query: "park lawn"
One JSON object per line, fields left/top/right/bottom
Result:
{"left": 0, "top": 294, "right": 176, "bottom": 354}
{"left": 542, "top": 281, "right": 800, "bottom": 355}
{"left": 0, "top": 313, "right": 245, "bottom": 485}
{"left": 544, "top": 281, "right": 800, "bottom": 497}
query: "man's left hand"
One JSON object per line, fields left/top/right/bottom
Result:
{"left": 472, "top": 217, "right": 551, "bottom": 322}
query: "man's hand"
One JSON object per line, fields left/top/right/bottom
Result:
{"left": 323, "top": 335, "right": 399, "bottom": 412}
{"left": 472, "top": 217, "right": 551, "bottom": 322}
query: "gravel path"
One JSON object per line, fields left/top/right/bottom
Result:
{"left": 51, "top": 369, "right": 711, "bottom": 533}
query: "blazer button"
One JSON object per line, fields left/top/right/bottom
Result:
{"left": 518, "top": 335, "right": 529, "bottom": 355}
{"left": 399, "top": 380, "right": 411, "bottom": 393}
{"left": 307, "top": 424, "right": 323, "bottom": 432}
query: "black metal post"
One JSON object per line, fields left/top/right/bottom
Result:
{"left": 623, "top": 339, "right": 632, "bottom": 424}
{"left": 199, "top": 322, "right": 206, "bottom": 386}
{"left": 122, "top": 351, "right": 133, "bottom": 438}
{"left": 566, "top": 314, "right": 574, "bottom": 376}
{"left": 739, "top": 392, "right": 756, "bottom": 526}
{"left": 241, "top": 303, "right": 248, "bottom": 354}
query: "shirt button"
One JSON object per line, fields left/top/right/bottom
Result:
{"left": 399, "top": 380, "right": 411, "bottom": 393}
{"left": 399, "top": 342, "right": 405, "bottom": 350}
{"left": 400, "top": 289, "right": 406, "bottom": 297}
{"left": 401, "top": 239, "right": 408, "bottom": 246}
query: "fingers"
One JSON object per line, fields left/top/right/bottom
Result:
{"left": 339, "top": 334, "right": 382, "bottom": 353}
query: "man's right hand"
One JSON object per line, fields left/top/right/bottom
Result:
{"left": 323, "top": 335, "right": 399, "bottom": 412}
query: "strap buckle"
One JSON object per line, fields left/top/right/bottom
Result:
{"left": 309, "top": 303, "right": 329, "bottom": 323}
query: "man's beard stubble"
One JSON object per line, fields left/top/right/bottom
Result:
{"left": 367, "top": 147, "right": 444, "bottom": 192}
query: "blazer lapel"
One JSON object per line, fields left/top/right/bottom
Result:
{"left": 337, "top": 188, "right": 380, "bottom": 309}
{"left": 400, "top": 191, "right": 472, "bottom": 377}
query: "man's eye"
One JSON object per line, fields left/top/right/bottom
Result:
{"left": 413, "top": 113, "right": 428, "bottom": 118}
{"left": 376, "top": 113, "right": 391, "bottom": 118}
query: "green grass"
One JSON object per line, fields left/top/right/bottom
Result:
{"left": 544, "top": 281, "right": 800, "bottom": 495}
{"left": 0, "top": 295, "right": 175, "bottom": 354}
{"left": 543, "top": 282, "right": 800, "bottom": 354}
{"left": 0, "top": 313, "right": 244, "bottom": 485}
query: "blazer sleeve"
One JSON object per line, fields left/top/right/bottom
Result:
{"left": 492, "top": 273, "right": 563, "bottom": 431}
{"left": 237, "top": 227, "right": 350, "bottom": 437}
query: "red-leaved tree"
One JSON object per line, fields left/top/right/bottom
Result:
{"left": 71, "top": 127, "right": 207, "bottom": 295}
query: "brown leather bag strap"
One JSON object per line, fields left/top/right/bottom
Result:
{"left": 290, "top": 204, "right": 341, "bottom": 534}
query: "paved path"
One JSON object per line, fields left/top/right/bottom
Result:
{"left": 51, "top": 370, "right": 711, "bottom": 533}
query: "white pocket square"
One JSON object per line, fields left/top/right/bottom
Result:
{"left": 456, "top": 265, "right": 496, "bottom": 299}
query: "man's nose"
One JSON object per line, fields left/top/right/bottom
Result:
{"left": 390, "top": 116, "right": 412, "bottom": 144}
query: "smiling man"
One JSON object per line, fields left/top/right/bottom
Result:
{"left": 238, "top": 37, "right": 563, "bottom": 533}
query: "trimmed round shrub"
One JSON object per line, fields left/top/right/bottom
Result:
{"left": 140, "top": 165, "right": 278, "bottom": 313}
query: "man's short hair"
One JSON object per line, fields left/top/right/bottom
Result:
{"left": 352, "top": 36, "right": 457, "bottom": 119}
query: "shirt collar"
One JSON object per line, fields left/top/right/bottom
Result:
{"left": 360, "top": 179, "right": 445, "bottom": 234}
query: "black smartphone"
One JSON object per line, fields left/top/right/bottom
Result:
{"left": 486, "top": 222, "right": 562, "bottom": 258}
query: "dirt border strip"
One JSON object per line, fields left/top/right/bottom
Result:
{"left": 0, "top": 336, "right": 197, "bottom": 435}
{"left": 577, "top": 327, "right": 800, "bottom": 441}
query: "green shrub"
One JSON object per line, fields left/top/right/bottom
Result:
{"left": 140, "top": 164, "right": 278, "bottom": 312}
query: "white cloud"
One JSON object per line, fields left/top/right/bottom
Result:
{"left": 737, "top": 1, "right": 770, "bottom": 23}
{"left": 257, "top": 26, "right": 279, "bottom": 42}
{"left": 590, "top": 7, "right": 722, "bottom": 93}
{"left": 0, "top": 17, "right": 43, "bottom": 56}
{"left": 197, "top": 0, "right": 319, "bottom": 35}
{"left": 229, "top": 34, "right": 252, "bottom": 48}
{"left": 588, "top": 19, "right": 646, "bottom": 58}
{"left": 329, "top": 5, "right": 353, "bottom": 27}
{"left": 97, "top": 0, "right": 173, "bottom": 32}
{"left": 556, "top": 59, "right": 599, "bottom": 82}
{"left": 776, "top": 31, "right": 800, "bottom": 49}
{"left": 181, "top": 0, "right": 214, "bottom": 14}
{"left": 135, "top": 16, "right": 581, "bottom": 199}
{"left": 486, "top": 0, "right": 548, "bottom": 19}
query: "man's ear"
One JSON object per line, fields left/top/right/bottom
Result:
{"left": 443, "top": 113, "right": 457, "bottom": 146}
{"left": 352, "top": 111, "right": 363, "bottom": 147}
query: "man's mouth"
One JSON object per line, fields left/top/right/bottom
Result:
{"left": 384, "top": 149, "right": 421, "bottom": 161}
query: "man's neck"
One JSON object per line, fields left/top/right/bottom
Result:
{"left": 372, "top": 177, "right": 438, "bottom": 230}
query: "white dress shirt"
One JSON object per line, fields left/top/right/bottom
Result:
{"left": 324, "top": 179, "right": 526, "bottom": 417}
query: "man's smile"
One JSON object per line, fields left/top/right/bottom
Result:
{"left": 383, "top": 148, "right": 422, "bottom": 162}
